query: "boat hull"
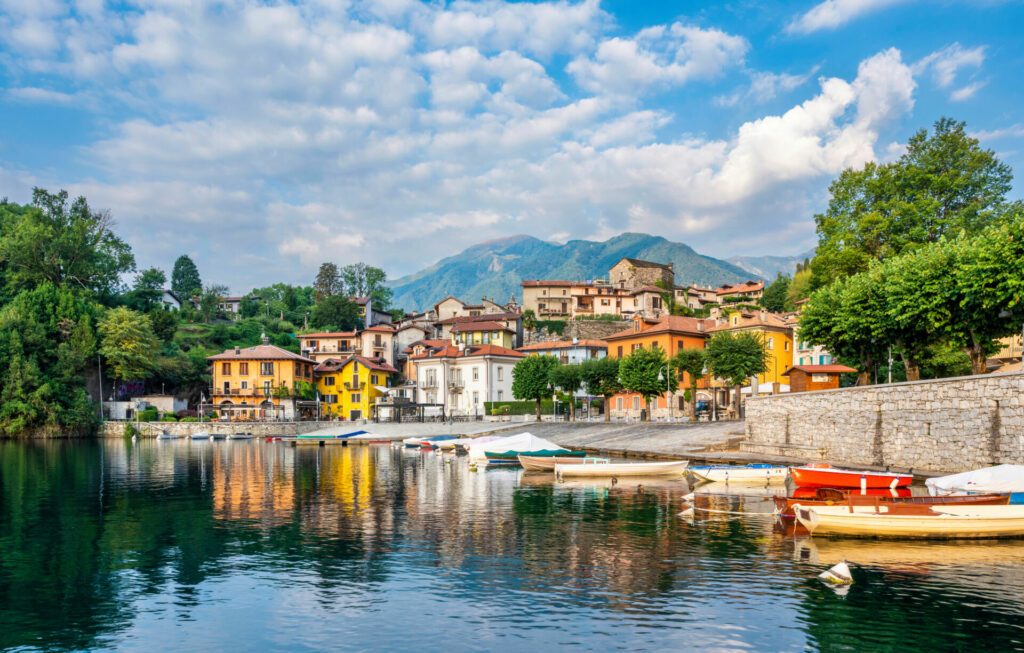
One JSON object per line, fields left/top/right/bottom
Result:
{"left": 776, "top": 492, "right": 1010, "bottom": 518}
{"left": 519, "top": 455, "right": 608, "bottom": 472}
{"left": 486, "top": 449, "right": 585, "bottom": 461}
{"left": 795, "top": 503, "right": 1024, "bottom": 539}
{"left": 790, "top": 466, "right": 913, "bottom": 489}
{"left": 556, "top": 460, "right": 688, "bottom": 478}
{"left": 690, "top": 464, "right": 788, "bottom": 484}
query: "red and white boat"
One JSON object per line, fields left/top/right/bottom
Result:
{"left": 789, "top": 464, "right": 913, "bottom": 489}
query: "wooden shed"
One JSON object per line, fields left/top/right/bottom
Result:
{"left": 782, "top": 364, "right": 857, "bottom": 392}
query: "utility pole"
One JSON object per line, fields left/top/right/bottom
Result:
{"left": 887, "top": 346, "right": 893, "bottom": 384}
{"left": 97, "top": 354, "right": 104, "bottom": 422}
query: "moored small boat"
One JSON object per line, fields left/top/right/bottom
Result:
{"left": 794, "top": 502, "right": 1024, "bottom": 539}
{"left": 556, "top": 460, "right": 689, "bottom": 478}
{"left": 155, "top": 432, "right": 180, "bottom": 440}
{"left": 189, "top": 431, "right": 211, "bottom": 440}
{"left": 790, "top": 464, "right": 913, "bottom": 489}
{"left": 518, "top": 455, "right": 609, "bottom": 472}
{"left": 227, "top": 432, "right": 253, "bottom": 440}
{"left": 689, "top": 463, "right": 788, "bottom": 484}
{"left": 486, "top": 449, "right": 585, "bottom": 461}
{"left": 775, "top": 490, "right": 1010, "bottom": 518}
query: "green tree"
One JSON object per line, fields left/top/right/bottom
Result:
{"left": 171, "top": 255, "right": 202, "bottom": 298}
{"left": 0, "top": 188, "right": 135, "bottom": 297}
{"left": 787, "top": 266, "right": 813, "bottom": 309}
{"left": 521, "top": 309, "right": 538, "bottom": 333}
{"left": 198, "top": 284, "right": 228, "bottom": 323}
{"left": 314, "top": 262, "right": 341, "bottom": 301}
{"left": 760, "top": 274, "right": 791, "bottom": 313}
{"left": 812, "top": 118, "right": 1014, "bottom": 287}
{"left": 512, "top": 355, "right": 558, "bottom": 421}
{"left": 148, "top": 309, "right": 179, "bottom": 343}
{"left": 339, "top": 263, "right": 392, "bottom": 310}
{"left": 99, "top": 307, "right": 160, "bottom": 382}
{"left": 705, "top": 331, "right": 768, "bottom": 417}
{"left": 672, "top": 348, "right": 706, "bottom": 422}
{"left": 548, "top": 363, "right": 582, "bottom": 421}
{"left": 129, "top": 267, "right": 166, "bottom": 312}
{"left": 618, "top": 347, "right": 668, "bottom": 421}
{"left": 579, "top": 357, "right": 621, "bottom": 422}
{"left": 310, "top": 295, "right": 362, "bottom": 331}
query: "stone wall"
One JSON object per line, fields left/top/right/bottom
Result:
{"left": 742, "top": 372, "right": 1024, "bottom": 473}
{"left": 100, "top": 421, "right": 331, "bottom": 439}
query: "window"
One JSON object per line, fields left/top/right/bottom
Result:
{"left": 239, "top": 362, "right": 249, "bottom": 375}
{"left": 263, "top": 381, "right": 272, "bottom": 396}
{"left": 632, "top": 343, "right": 640, "bottom": 352}
{"left": 677, "top": 340, "right": 684, "bottom": 351}
{"left": 497, "top": 367, "right": 503, "bottom": 381}
{"left": 241, "top": 381, "right": 248, "bottom": 389}
{"left": 632, "top": 397, "right": 640, "bottom": 410}
{"left": 223, "top": 381, "right": 230, "bottom": 393}
{"left": 325, "top": 395, "right": 337, "bottom": 404}
{"left": 601, "top": 299, "right": 609, "bottom": 306}
{"left": 497, "top": 390, "right": 503, "bottom": 401}
{"left": 617, "top": 346, "right": 623, "bottom": 357}
{"left": 616, "top": 397, "right": 623, "bottom": 410}
{"left": 473, "top": 391, "right": 479, "bottom": 406}
{"left": 784, "top": 341, "right": 790, "bottom": 351}
{"left": 324, "top": 376, "right": 335, "bottom": 386}
{"left": 472, "top": 367, "right": 479, "bottom": 381}
{"left": 651, "top": 342, "right": 659, "bottom": 350}
{"left": 767, "top": 338, "right": 774, "bottom": 350}
{"left": 260, "top": 362, "right": 274, "bottom": 375}
{"left": 351, "top": 393, "right": 361, "bottom": 403}
{"left": 222, "top": 362, "right": 231, "bottom": 375}
{"left": 372, "top": 374, "right": 379, "bottom": 385}
{"left": 732, "top": 316, "right": 738, "bottom": 325}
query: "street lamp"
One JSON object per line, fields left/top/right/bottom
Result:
{"left": 999, "top": 310, "right": 1024, "bottom": 366}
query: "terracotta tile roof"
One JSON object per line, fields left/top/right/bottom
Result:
{"left": 619, "top": 257, "right": 672, "bottom": 270}
{"left": 521, "top": 280, "right": 579, "bottom": 287}
{"left": 709, "top": 310, "right": 791, "bottom": 332}
{"left": 604, "top": 316, "right": 714, "bottom": 341}
{"left": 450, "top": 321, "right": 513, "bottom": 333}
{"left": 716, "top": 280, "right": 765, "bottom": 295}
{"left": 315, "top": 355, "right": 397, "bottom": 374}
{"left": 351, "top": 296, "right": 370, "bottom": 305}
{"left": 208, "top": 344, "right": 315, "bottom": 363}
{"left": 517, "top": 339, "right": 608, "bottom": 351}
{"left": 403, "top": 338, "right": 450, "bottom": 353}
{"left": 364, "top": 324, "right": 396, "bottom": 333}
{"left": 410, "top": 344, "right": 525, "bottom": 360}
{"left": 629, "top": 285, "right": 665, "bottom": 295}
{"left": 782, "top": 364, "right": 858, "bottom": 375}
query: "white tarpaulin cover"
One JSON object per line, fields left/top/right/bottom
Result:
{"left": 467, "top": 432, "right": 567, "bottom": 460}
{"left": 926, "top": 464, "right": 1024, "bottom": 496}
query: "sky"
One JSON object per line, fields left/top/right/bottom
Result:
{"left": 1, "top": 0, "right": 1022, "bottom": 293}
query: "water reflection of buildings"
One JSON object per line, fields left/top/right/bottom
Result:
{"left": 212, "top": 443, "right": 295, "bottom": 525}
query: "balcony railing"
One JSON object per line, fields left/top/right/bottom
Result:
{"left": 344, "top": 380, "right": 365, "bottom": 391}
{"left": 212, "top": 387, "right": 275, "bottom": 398}
{"left": 420, "top": 379, "right": 438, "bottom": 389}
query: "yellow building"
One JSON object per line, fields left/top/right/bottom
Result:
{"left": 449, "top": 321, "right": 516, "bottom": 348}
{"left": 711, "top": 309, "right": 794, "bottom": 389}
{"left": 314, "top": 355, "right": 398, "bottom": 421}
{"left": 208, "top": 338, "right": 316, "bottom": 420}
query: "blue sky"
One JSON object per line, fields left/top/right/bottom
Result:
{"left": 1, "top": 0, "right": 1022, "bottom": 293}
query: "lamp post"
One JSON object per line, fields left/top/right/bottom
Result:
{"left": 199, "top": 393, "right": 205, "bottom": 424}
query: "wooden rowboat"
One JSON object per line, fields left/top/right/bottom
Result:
{"left": 555, "top": 460, "right": 688, "bottom": 478}
{"left": 689, "top": 464, "right": 788, "bottom": 484}
{"left": 794, "top": 502, "right": 1024, "bottom": 539}
{"left": 790, "top": 465, "right": 913, "bottom": 489}
{"left": 775, "top": 490, "right": 1010, "bottom": 518}
{"left": 518, "top": 455, "right": 609, "bottom": 472}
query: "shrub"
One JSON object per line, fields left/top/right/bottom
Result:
{"left": 179, "top": 417, "right": 200, "bottom": 422}
{"left": 123, "top": 422, "right": 139, "bottom": 438}
{"left": 137, "top": 407, "right": 159, "bottom": 422}
{"left": 484, "top": 399, "right": 582, "bottom": 416}
{"left": 160, "top": 415, "right": 178, "bottom": 422}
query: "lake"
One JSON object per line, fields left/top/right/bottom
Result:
{"left": 2, "top": 439, "right": 1023, "bottom": 652}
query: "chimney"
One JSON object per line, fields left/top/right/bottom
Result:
{"left": 261, "top": 332, "right": 269, "bottom": 345}
{"left": 235, "top": 346, "right": 241, "bottom": 355}
{"left": 759, "top": 310, "right": 766, "bottom": 323}
{"left": 697, "top": 321, "right": 704, "bottom": 332}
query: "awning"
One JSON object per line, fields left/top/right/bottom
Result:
{"left": 374, "top": 386, "right": 390, "bottom": 394}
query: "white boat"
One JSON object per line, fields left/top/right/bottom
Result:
{"left": 519, "top": 455, "right": 609, "bottom": 472}
{"left": 467, "top": 432, "right": 569, "bottom": 462}
{"left": 435, "top": 435, "right": 504, "bottom": 451}
{"left": 155, "top": 432, "right": 180, "bottom": 440}
{"left": 227, "top": 433, "right": 254, "bottom": 440}
{"left": 926, "top": 464, "right": 1024, "bottom": 496}
{"left": 555, "top": 460, "right": 689, "bottom": 478}
{"left": 794, "top": 503, "right": 1024, "bottom": 539}
{"left": 689, "top": 463, "right": 788, "bottom": 484}
{"left": 190, "top": 431, "right": 211, "bottom": 440}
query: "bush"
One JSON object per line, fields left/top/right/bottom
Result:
{"left": 179, "top": 416, "right": 200, "bottom": 422}
{"left": 137, "top": 407, "right": 159, "bottom": 422}
{"left": 484, "top": 399, "right": 582, "bottom": 416}
{"left": 160, "top": 415, "right": 178, "bottom": 422}
{"left": 176, "top": 409, "right": 198, "bottom": 419}
{"left": 535, "top": 319, "right": 566, "bottom": 335}
{"left": 123, "top": 422, "right": 139, "bottom": 438}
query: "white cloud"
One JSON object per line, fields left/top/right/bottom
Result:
{"left": 715, "top": 66, "right": 819, "bottom": 107}
{"left": 914, "top": 43, "right": 985, "bottom": 88}
{"left": 950, "top": 81, "right": 985, "bottom": 102}
{"left": 787, "top": 0, "right": 909, "bottom": 34}
{"left": 6, "top": 86, "right": 76, "bottom": 104}
{"left": 568, "top": 23, "right": 748, "bottom": 95}
{"left": 973, "top": 124, "right": 1024, "bottom": 141}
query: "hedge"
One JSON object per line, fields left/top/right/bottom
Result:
{"left": 535, "top": 319, "right": 566, "bottom": 335}
{"left": 484, "top": 399, "right": 582, "bottom": 416}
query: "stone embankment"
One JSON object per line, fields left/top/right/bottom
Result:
{"left": 100, "top": 420, "right": 526, "bottom": 439}
{"left": 522, "top": 420, "right": 750, "bottom": 462}
{"left": 743, "top": 371, "right": 1024, "bottom": 474}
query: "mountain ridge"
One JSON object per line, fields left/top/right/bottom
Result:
{"left": 389, "top": 233, "right": 765, "bottom": 312}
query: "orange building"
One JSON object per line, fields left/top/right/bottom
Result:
{"left": 604, "top": 315, "right": 715, "bottom": 420}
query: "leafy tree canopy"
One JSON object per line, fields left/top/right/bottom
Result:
{"left": 171, "top": 255, "right": 202, "bottom": 298}
{"left": 310, "top": 295, "right": 362, "bottom": 332}
{"left": 760, "top": 274, "right": 791, "bottom": 313}
{"left": 512, "top": 355, "right": 558, "bottom": 420}
{"left": 705, "top": 331, "right": 768, "bottom": 388}
{"left": 99, "top": 307, "right": 161, "bottom": 382}
{"left": 618, "top": 346, "right": 669, "bottom": 402}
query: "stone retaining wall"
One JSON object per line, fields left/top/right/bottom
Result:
{"left": 742, "top": 372, "right": 1024, "bottom": 473}
{"left": 100, "top": 421, "right": 331, "bottom": 439}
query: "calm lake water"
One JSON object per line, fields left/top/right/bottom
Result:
{"left": 2, "top": 439, "right": 1024, "bottom": 652}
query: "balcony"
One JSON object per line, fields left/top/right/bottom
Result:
{"left": 448, "top": 378, "right": 464, "bottom": 391}
{"left": 344, "top": 380, "right": 365, "bottom": 391}
{"left": 420, "top": 379, "right": 438, "bottom": 389}
{"left": 211, "top": 387, "right": 276, "bottom": 398}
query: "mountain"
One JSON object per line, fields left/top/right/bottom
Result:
{"left": 389, "top": 233, "right": 757, "bottom": 312}
{"left": 727, "top": 249, "right": 815, "bottom": 281}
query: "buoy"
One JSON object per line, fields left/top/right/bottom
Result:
{"left": 818, "top": 561, "right": 854, "bottom": 586}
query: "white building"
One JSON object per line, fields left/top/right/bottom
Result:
{"left": 161, "top": 290, "right": 184, "bottom": 311}
{"left": 516, "top": 339, "right": 607, "bottom": 365}
{"left": 411, "top": 343, "right": 525, "bottom": 416}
